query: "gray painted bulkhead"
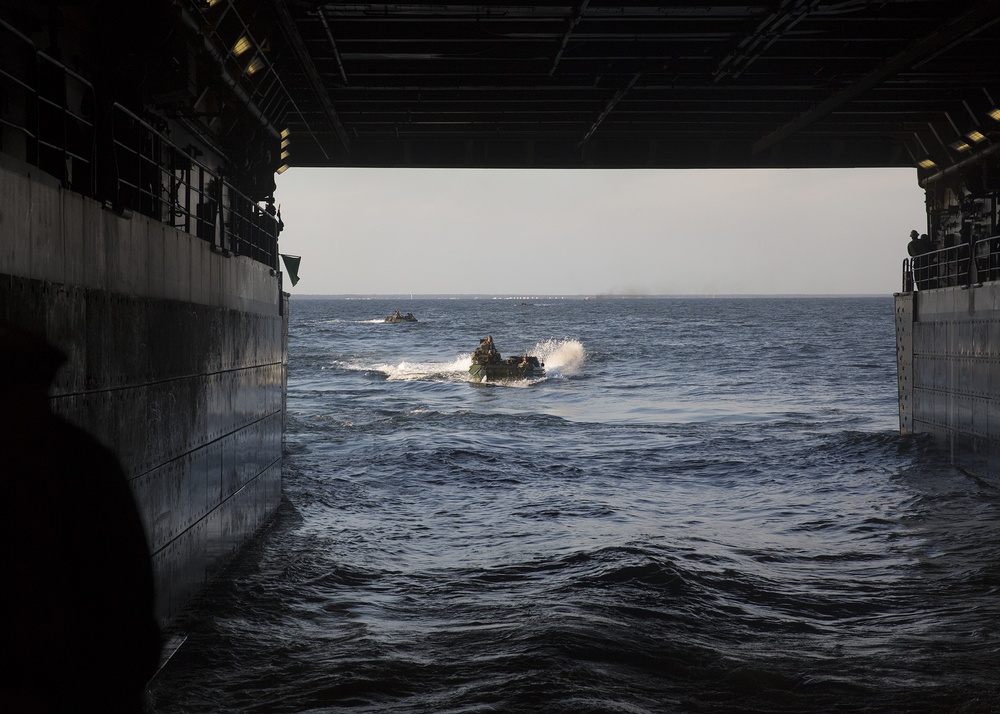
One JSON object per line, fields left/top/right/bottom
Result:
{"left": 895, "top": 294, "right": 914, "bottom": 436}
{"left": 895, "top": 285, "right": 1000, "bottom": 477}
{"left": 0, "top": 158, "right": 287, "bottom": 624}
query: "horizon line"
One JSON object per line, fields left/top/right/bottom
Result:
{"left": 288, "top": 293, "right": 891, "bottom": 299}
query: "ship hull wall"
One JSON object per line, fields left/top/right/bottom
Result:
{"left": 895, "top": 286, "right": 1000, "bottom": 477}
{"left": 1, "top": 159, "right": 287, "bottom": 624}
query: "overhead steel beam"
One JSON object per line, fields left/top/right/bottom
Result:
{"left": 713, "top": 0, "right": 822, "bottom": 82}
{"left": 578, "top": 71, "right": 642, "bottom": 148}
{"left": 318, "top": 8, "right": 349, "bottom": 86}
{"left": 550, "top": 0, "right": 590, "bottom": 76}
{"left": 269, "top": 0, "right": 350, "bottom": 156}
{"left": 752, "top": 0, "right": 1000, "bottom": 155}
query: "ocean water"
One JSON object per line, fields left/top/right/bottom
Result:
{"left": 150, "top": 296, "right": 1000, "bottom": 713}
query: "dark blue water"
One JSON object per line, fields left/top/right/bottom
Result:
{"left": 150, "top": 297, "right": 1000, "bottom": 713}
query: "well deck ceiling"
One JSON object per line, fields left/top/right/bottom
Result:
{"left": 216, "top": 1, "right": 1000, "bottom": 169}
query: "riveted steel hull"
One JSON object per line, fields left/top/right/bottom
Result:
{"left": 0, "top": 162, "right": 286, "bottom": 626}
{"left": 895, "top": 285, "right": 1000, "bottom": 479}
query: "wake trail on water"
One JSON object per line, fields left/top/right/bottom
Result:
{"left": 333, "top": 339, "right": 585, "bottom": 383}
{"left": 381, "top": 356, "right": 471, "bottom": 381}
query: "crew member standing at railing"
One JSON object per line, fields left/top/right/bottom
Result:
{"left": 906, "top": 230, "right": 932, "bottom": 257}
{"left": 907, "top": 229, "right": 939, "bottom": 290}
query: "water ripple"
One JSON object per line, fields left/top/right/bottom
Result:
{"left": 151, "top": 298, "right": 1000, "bottom": 714}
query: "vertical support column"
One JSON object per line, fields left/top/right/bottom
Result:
{"left": 895, "top": 291, "right": 914, "bottom": 435}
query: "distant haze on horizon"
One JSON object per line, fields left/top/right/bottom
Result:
{"left": 274, "top": 167, "right": 925, "bottom": 297}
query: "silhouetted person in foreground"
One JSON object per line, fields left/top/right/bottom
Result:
{"left": 0, "top": 324, "right": 162, "bottom": 713}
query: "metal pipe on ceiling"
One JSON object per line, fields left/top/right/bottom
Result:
{"left": 920, "top": 142, "right": 1000, "bottom": 187}
{"left": 318, "top": 8, "right": 349, "bottom": 85}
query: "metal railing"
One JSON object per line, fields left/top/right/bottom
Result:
{"left": 1, "top": 19, "right": 95, "bottom": 195}
{"left": 972, "top": 235, "right": 1000, "bottom": 286}
{"left": 0, "top": 17, "right": 280, "bottom": 272}
{"left": 110, "top": 103, "right": 280, "bottom": 268}
{"left": 902, "top": 258, "right": 913, "bottom": 292}
{"left": 905, "top": 235, "right": 1000, "bottom": 292}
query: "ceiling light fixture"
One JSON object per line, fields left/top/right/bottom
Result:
{"left": 233, "top": 36, "right": 253, "bottom": 57}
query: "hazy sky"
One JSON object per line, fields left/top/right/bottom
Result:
{"left": 273, "top": 167, "right": 926, "bottom": 296}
